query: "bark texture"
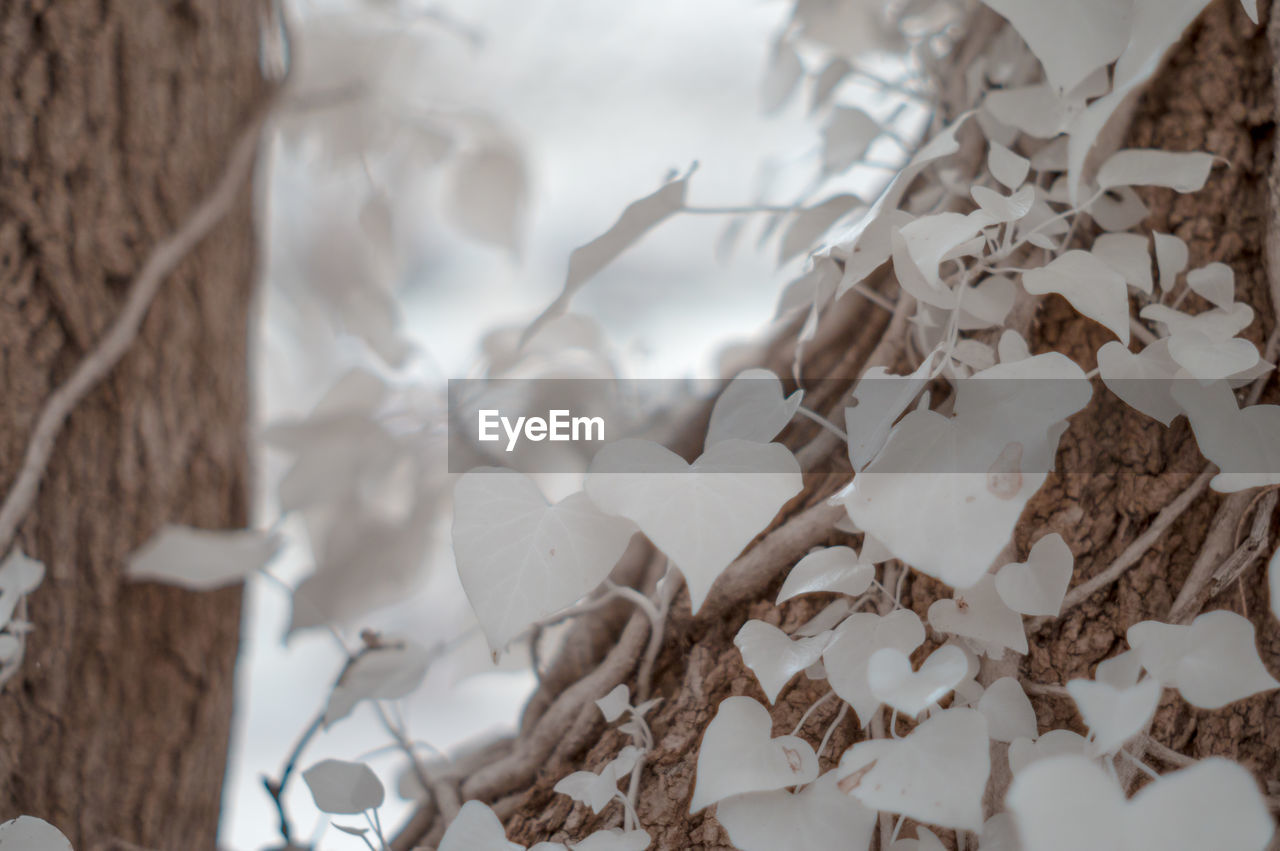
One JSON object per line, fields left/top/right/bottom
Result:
{"left": 0, "top": 2, "right": 266, "bottom": 848}
{"left": 489, "top": 1, "right": 1280, "bottom": 849}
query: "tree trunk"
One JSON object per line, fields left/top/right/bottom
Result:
{"left": 441, "top": 1, "right": 1280, "bottom": 849}
{"left": 0, "top": 2, "right": 266, "bottom": 848}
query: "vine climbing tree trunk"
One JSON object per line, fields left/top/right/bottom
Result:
{"left": 389, "top": 1, "right": 1280, "bottom": 849}
{"left": 0, "top": 2, "right": 267, "bottom": 848}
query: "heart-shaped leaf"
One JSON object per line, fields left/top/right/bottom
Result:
{"left": 706, "top": 369, "right": 803, "bottom": 448}
{"left": 734, "top": 620, "right": 832, "bottom": 703}
{"left": 1096, "top": 149, "right": 1216, "bottom": 194}
{"left": 1127, "top": 610, "right": 1279, "bottom": 708}
{"left": 438, "top": 800, "right": 524, "bottom": 851}
{"left": 586, "top": 439, "right": 803, "bottom": 613}
{"left": 929, "top": 576, "right": 1028, "bottom": 656}
{"left": 1008, "top": 755, "right": 1273, "bottom": 851}
{"left": 777, "top": 546, "right": 875, "bottom": 603}
{"left": 1066, "top": 677, "right": 1161, "bottom": 754}
{"left": 453, "top": 469, "right": 637, "bottom": 650}
{"left": 977, "top": 677, "right": 1038, "bottom": 743}
{"left": 867, "top": 644, "right": 969, "bottom": 716}
{"left": 1097, "top": 339, "right": 1181, "bottom": 426}
{"left": 1167, "top": 331, "right": 1259, "bottom": 381}
{"left": 1021, "top": 251, "right": 1130, "bottom": 345}
{"left": 824, "top": 610, "right": 926, "bottom": 725}
{"left": 836, "top": 707, "right": 990, "bottom": 831}
{"left": 715, "top": 770, "right": 877, "bottom": 851}
{"left": 690, "top": 696, "right": 819, "bottom": 812}
{"left": 995, "top": 533, "right": 1074, "bottom": 616}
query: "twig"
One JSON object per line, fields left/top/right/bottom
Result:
{"left": 1168, "top": 490, "right": 1260, "bottom": 624}
{"left": 1031, "top": 467, "right": 1215, "bottom": 631}
{"left": 1141, "top": 735, "right": 1196, "bottom": 768}
{"left": 0, "top": 105, "right": 270, "bottom": 557}
{"left": 1207, "top": 489, "right": 1277, "bottom": 598}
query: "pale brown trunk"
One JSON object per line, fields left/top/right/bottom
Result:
{"left": 475, "top": 1, "right": 1280, "bottom": 849}
{"left": 0, "top": 2, "right": 265, "bottom": 848}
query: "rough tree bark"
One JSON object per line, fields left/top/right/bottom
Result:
{"left": 0, "top": 3, "right": 266, "bottom": 849}
{"left": 423, "top": 1, "right": 1280, "bottom": 849}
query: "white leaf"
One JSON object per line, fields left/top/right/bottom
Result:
{"left": 689, "top": 696, "right": 819, "bottom": 812}
{"left": 1066, "top": 677, "right": 1161, "bottom": 754}
{"left": 1007, "top": 729, "right": 1089, "bottom": 776}
{"left": 971, "top": 185, "right": 1035, "bottom": 224}
{"left": 716, "top": 770, "right": 877, "bottom": 851}
{"left": 1007, "top": 755, "right": 1125, "bottom": 851}
{"left": 1141, "top": 302, "right": 1254, "bottom": 341}
{"left": 586, "top": 439, "right": 803, "bottom": 613}
{"left": 570, "top": 829, "right": 650, "bottom": 851}
{"left": 977, "top": 677, "right": 1038, "bottom": 743}
{"left": 453, "top": 471, "right": 637, "bottom": 651}
{"left": 1087, "top": 186, "right": 1150, "bottom": 232}
{"left": 824, "top": 610, "right": 925, "bottom": 725}
{"left": 795, "top": 598, "right": 855, "bottom": 637}
{"left": 438, "top": 800, "right": 523, "bottom": 851}
{"left": 1153, "top": 232, "right": 1189, "bottom": 292}
{"left": 929, "top": 575, "right": 1028, "bottom": 656}
{"left": 957, "top": 276, "right": 1016, "bottom": 331}
{"left": 555, "top": 750, "right": 640, "bottom": 815}
{"left": 596, "top": 684, "right": 631, "bottom": 722}
{"left": 527, "top": 175, "right": 689, "bottom": 340}
{"left": 1171, "top": 379, "right": 1280, "bottom": 492}
{"left": 734, "top": 620, "right": 831, "bottom": 703}
{"left": 1240, "top": 0, "right": 1259, "bottom": 22}
{"left": 1097, "top": 339, "right": 1181, "bottom": 426}
{"left": 823, "top": 107, "right": 882, "bottom": 174}
{"left": 1125, "top": 757, "right": 1273, "bottom": 851}
{"left": 1021, "top": 251, "right": 1130, "bottom": 345}
{"left": 445, "top": 143, "right": 526, "bottom": 253}
{"left": 707, "top": 369, "right": 803, "bottom": 448}
{"left": 845, "top": 355, "right": 936, "bottom": 472}
{"left": 979, "top": 0, "right": 1129, "bottom": 93}
{"left": 1167, "top": 330, "right": 1259, "bottom": 380}
{"left": 126, "top": 525, "right": 279, "bottom": 591}
{"left": 777, "top": 546, "right": 874, "bottom": 603}
{"left": 995, "top": 533, "right": 1074, "bottom": 616}
{"left": 892, "top": 211, "right": 993, "bottom": 309}
{"left": 984, "top": 84, "right": 1078, "bottom": 139}
{"left": 302, "top": 759, "right": 385, "bottom": 815}
{"left": 1092, "top": 233, "right": 1153, "bottom": 294}
{"left": 325, "top": 641, "right": 432, "bottom": 727}
{"left": 1128, "top": 610, "right": 1279, "bottom": 708}
{"left": 989, "top": 141, "right": 1030, "bottom": 191}
{"left": 1185, "top": 262, "right": 1235, "bottom": 309}
{"left": 1096, "top": 150, "right": 1216, "bottom": 193}
{"left": 868, "top": 644, "right": 969, "bottom": 716}
{"left": 0, "top": 550, "right": 45, "bottom": 628}
{"left": 998, "top": 329, "right": 1032, "bottom": 364}
{"left": 836, "top": 707, "right": 990, "bottom": 832}
{"left": 1009, "top": 754, "right": 1274, "bottom": 851}
{"left": 0, "top": 816, "right": 72, "bottom": 851}
{"left": 1096, "top": 649, "right": 1143, "bottom": 689}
